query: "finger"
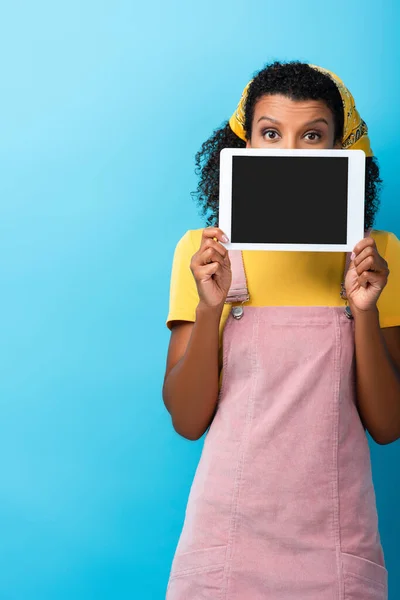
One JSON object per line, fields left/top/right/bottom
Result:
{"left": 200, "top": 238, "right": 228, "bottom": 260}
{"left": 201, "top": 227, "right": 229, "bottom": 245}
{"left": 352, "top": 236, "right": 376, "bottom": 257}
{"left": 356, "top": 253, "right": 388, "bottom": 276}
{"left": 353, "top": 245, "right": 375, "bottom": 268}
{"left": 191, "top": 249, "right": 224, "bottom": 276}
{"left": 353, "top": 245, "right": 388, "bottom": 272}
{"left": 355, "top": 255, "right": 377, "bottom": 276}
{"left": 358, "top": 271, "right": 369, "bottom": 288}
{"left": 358, "top": 269, "right": 386, "bottom": 289}
{"left": 198, "top": 262, "right": 221, "bottom": 282}
{"left": 200, "top": 247, "right": 225, "bottom": 267}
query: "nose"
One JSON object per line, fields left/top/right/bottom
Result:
{"left": 281, "top": 135, "right": 300, "bottom": 150}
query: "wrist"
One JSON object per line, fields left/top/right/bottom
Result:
{"left": 349, "top": 303, "right": 379, "bottom": 322}
{"left": 196, "top": 301, "right": 225, "bottom": 322}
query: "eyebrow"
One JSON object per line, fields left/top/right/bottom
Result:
{"left": 257, "top": 116, "right": 329, "bottom": 127}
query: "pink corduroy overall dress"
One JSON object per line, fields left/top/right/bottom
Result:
{"left": 166, "top": 246, "right": 388, "bottom": 599}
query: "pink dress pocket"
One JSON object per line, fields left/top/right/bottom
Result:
{"left": 166, "top": 545, "right": 227, "bottom": 599}
{"left": 342, "top": 552, "right": 388, "bottom": 599}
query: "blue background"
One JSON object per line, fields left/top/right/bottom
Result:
{"left": 0, "top": 1, "right": 399, "bottom": 598}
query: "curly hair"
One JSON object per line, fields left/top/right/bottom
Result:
{"left": 192, "top": 61, "right": 382, "bottom": 230}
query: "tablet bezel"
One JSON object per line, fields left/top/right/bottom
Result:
{"left": 218, "top": 148, "right": 366, "bottom": 251}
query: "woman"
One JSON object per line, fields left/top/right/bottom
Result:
{"left": 163, "top": 62, "right": 400, "bottom": 599}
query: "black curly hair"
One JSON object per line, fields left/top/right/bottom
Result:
{"left": 192, "top": 61, "right": 382, "bottom": 230}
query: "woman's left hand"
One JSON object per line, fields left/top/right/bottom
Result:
{"left": 345, "top": 236, "right": 390, "bottom": 312}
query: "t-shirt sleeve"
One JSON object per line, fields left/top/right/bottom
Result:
{"left": 166, "top": 230, "right": 201, "bottom": 329}
{"left": 377, "top": 231, "right": 400, "bottom": 328}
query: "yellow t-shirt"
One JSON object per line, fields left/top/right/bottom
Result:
{"left": 166, "top": 228, "right": 400, "bottom": 374}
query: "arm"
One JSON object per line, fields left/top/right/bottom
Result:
{"left": 162, "top": 227, "right": 232, "bottom": 440}
{"left": 163, "top": 305, "right": 223, "bottom": 441}
{"left": 353, "top": 311, "right": 400, "bottom": 444}
{"left": 347, "top": 235, "right": 400, "bottom": 444}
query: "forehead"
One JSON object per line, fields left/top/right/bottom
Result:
{"left": 251, "top": 94, "right": 334, "bottom": 124}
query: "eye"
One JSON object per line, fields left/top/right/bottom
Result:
{"left": 262, "top": 129, "right": 280, "bottom": 141}
{"left": 304, "top": 131, "right": 322, "bottom": 142}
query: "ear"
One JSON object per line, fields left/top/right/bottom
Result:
{"left": 246, "top": 139, "right": 251, "bottom": 148}
{"left": 334, "top": 140, "right": 342, "bottom": 150}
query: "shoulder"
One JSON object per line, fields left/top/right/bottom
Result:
{"left": 373, "top": 229, "right": 400, "bottom": 328}
{"left": 174, "top": 228, "right": 204, "bottom": 255}
{"left": 371, "top": 229, "right": 400, "bottom": 260}
{"left": 371, "top": 229, "right": 399, "bottom": 244}
{"left": 187, "top": 228, "right": 204, "bottom": 247}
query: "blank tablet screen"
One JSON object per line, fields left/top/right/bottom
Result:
{"left": 231, "top": 156, "right": 349, "bottom": 244}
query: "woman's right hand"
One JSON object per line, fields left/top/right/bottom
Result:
{"left": 190, "top": 227, "right": 232, "bottom": 309}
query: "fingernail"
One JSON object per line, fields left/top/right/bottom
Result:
{"left": 351, "top": 252, "right": 356, "bottom": 260}
{"left": 222, "top": 235, "right": 229, "bottom": 243}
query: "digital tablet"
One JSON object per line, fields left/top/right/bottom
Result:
{"left": 218, "top": 148, "right": 366, "bottom": 251}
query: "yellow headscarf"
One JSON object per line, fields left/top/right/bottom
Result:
{"left": 228, "top": 64, "right": 373, "bottom": 157}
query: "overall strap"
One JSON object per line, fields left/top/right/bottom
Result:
{"left": 225, "top": 250, "right": 250, "bottom": 304}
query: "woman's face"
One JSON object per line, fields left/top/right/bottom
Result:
{"left": 246, "top": 94, "right": 341, "bottom": 150}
